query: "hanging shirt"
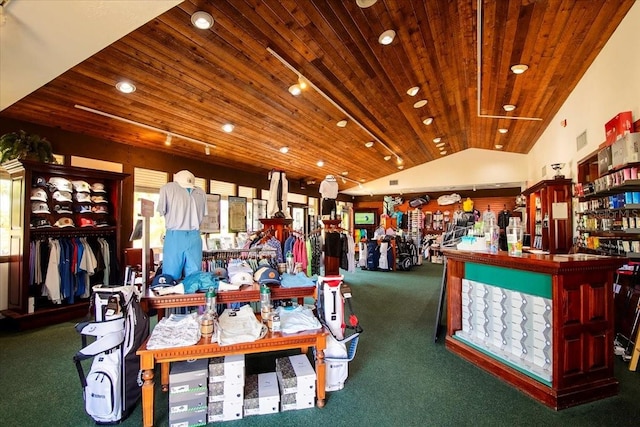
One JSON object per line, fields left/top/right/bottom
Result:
{"left": 157, "top": 182, "right": 208, "bottom": 230}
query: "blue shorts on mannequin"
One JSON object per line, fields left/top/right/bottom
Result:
{"left": 162, "top": 230, "right": 202, "bottom": 280}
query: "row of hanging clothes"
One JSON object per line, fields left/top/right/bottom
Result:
{"left": 29, "top": 235, "right": 119, "bottom": 305}
{"left": 320, "top": 226, "right": 356, "bottom": 274}
{"left": 201, "top": 246, "right": 278, "bottom": 272}
{"left": 358, "top": 235, "right": 395, "bottom": 271}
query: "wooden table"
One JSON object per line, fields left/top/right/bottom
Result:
{"left": 141, "top": 284, "right": 317, "bottom": 321}
{"left": 137, "top": 328, "right": 328, "bottom": 427}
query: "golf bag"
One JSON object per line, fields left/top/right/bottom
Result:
{"left": 73, "top": 285, "right": 149, "bottom": 424}
{"left": 316, "top": 275, "right": 363, "bottom": 391}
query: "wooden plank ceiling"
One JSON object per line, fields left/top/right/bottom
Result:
{"left": 1, "top": 0, "right": 633, "bottom": 191}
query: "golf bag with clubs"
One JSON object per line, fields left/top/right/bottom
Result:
{"left": 73, "top": 285, "right": 149, "bottom": 424}
{"left": 316, "top": 275, "right": 363, "bottom": 391}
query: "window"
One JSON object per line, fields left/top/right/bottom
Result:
{"left": 208, "top": 180, "right": 236, "bottom": 245}
{"left": 133, "top": 168, "right": 167, "bottom": 251}
{"left": 71, "top": 156, "right": 123, "bottom": 173}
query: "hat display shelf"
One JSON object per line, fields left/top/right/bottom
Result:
{"left": 0, "top": 159, "right": 128, "bottom": 330}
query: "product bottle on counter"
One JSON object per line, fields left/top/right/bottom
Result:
{"left": 484, "top": 217, "right": 499, "bottom": 253}
{"left": 285, "top": 251, "right": 295, "bottom": 274}
{"left": 200, "top": 286, "right": 216, "bottom": 341}
{"left": 260, "top": 284, "right": 271, "bottom": 324}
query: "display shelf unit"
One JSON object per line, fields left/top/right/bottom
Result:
{"left": 522, "top": 178, "right": 572, "bottom": 254}
{"left": 1, "top": 159, "right": 127, "bottom": 330}
{"left": 575, "top": 149, "right": 640, "bottom": 257}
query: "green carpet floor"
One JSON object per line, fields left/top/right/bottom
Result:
{"left": 1, "top": 263, "right": 638, "bottom": 426}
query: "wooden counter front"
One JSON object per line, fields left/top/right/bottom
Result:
{"left": 443, "top": 249, "right": 626, "bottom": 410}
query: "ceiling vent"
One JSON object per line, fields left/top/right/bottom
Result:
{"left": 389, "top": 179, "right": 399, "bottom": 186}
{"left": 576, "top": 130, "right": 588, "bottom": 151}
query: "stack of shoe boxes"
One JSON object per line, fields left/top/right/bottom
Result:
{"left": 243, "top": 372, "right": 280, "bottom": 416}
{"left": 168, "top": 359, "right": 208, "bottom": 427}
{"left": 275, "top": 354, "right": 316, "bottom": 411}
{"left": 207, "top": 355, "right": 245, "bottom": 422}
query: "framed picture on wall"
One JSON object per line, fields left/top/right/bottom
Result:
{"left": 228, "top": 196, "right": 247, "bottom": 233}
{"left": 252, "top": 199, "right": 267, "bottom": 231}
{"left": 200, "top": 194, "right": 221, "bottom": 233}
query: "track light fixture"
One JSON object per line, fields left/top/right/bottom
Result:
{"left": 267, "top": 47, "right": 402, "bottom": 163}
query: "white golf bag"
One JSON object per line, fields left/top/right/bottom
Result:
{"left": 316, "top": 275, "right": 363, "bottom": 391}
{"left": 73, "top": 285, "right": 149, "bottom": 424}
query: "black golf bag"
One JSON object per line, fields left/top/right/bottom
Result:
{"left": 73, "top": 285, "right": 149, "bottom": 424}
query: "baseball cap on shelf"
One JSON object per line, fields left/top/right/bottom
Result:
{"left": 230, "top": 271, "right": 254, "bottom": 286}
{"left": 71, "top": 180, "right": 91, "bottom": 193}
{"left": 30, "top": 188, "right": 48, "bottom": 202}
{"left": 47, "top": 177, "right": 72, "bottom": 193}
{"left": 30, "top": 218, "right": 52, "bottom": 229}
{"left": 53, "top": 203, "right": 73, "bottom": 214}
{"left": 31, "top": 202, "right": 51, "bottom": 214}
{"left": 52, "top": 191, "right": 73, "bottom": 202}
{"left": 32, "top": 176, "right": 47, "bottom": 188}
{"left": 95, "top": 219, "right": 110, "bottom": 227}
{"left": 75, "top": 204, "right": 92, "bottom": 214}
{"left": 75, "top": 192, "right": 91, "bottom": 203}
{"left": 253, "top": 266, "right": 281, "bottom": 285}
{"left": 90, "top": 182, "right": 106, "bottom": 193}
{"left": 91, "top": 195, "right": 108, "bottom": 204}
{"left": 54, "top": 217, "right": 75, "bottom": 228}
{"left": 150, "top": 274, "right": 177, "bottom": 289}
{"left": 92, "top": 205, "right": 109, "bottom": 214}
{"left": 79, "top": 218, "right": 96, "bottom": 228}
{"left": 212, "top": 267, "right": 229, "bottom": 281}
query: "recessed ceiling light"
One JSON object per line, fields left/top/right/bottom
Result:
{"left": 398, "top": 165, "right": 404, "bottom": 170}
{"left": 440, "top": 151, "right": 447, "bottom": 155}
{"left": 115, "top": 81, "right": 136, "bottom": 93}
{"left": 498, "top": 128, "right": 508, "bottom": 134}
{"left": 356, "top": 0, "right": 378, "bottom": 8}
{"left": 288, "top": 84, "right": 302, "bottom": 96}
{"left": 407, "top": 86, "right": 419, "bottom": 96}
{"left": 279, "top": 146, "right": 289, "bottom": 154}
{"left": 413, "top": 99, "right": 427, "bottom": 108}
{"left": 336, "top": 119, "right": 348, "bottom": 128}
{"left": 495, "top": 144, "right": 503, "bottom": 149}
{"left": 378, "top": 29, "right": 396, "bottom": 45}
{"left": 222, "top": 123, "right": 234, "bottom": 133}
{"left": 384, "top": 155, "right": 392, "bottom": 161}
{"left": 511, "top": 64, "right": 529, "bottom": 74}
{"left": 423, "top": 117, "right": 434, "bottom": 125}
{"left": 503, "top": 104, "right": 516, "bottom": 112}
{"left": 365, "top": 141, "right": 374, "bottom": 148}
{"left": 191, "top": 11, "right": 214, "bottom": 29}
{"left": 297, "top": 76, "right": 309, "bottom": 90}
{"left": 317, "top": 160, "right": 324, "bottom": 167}
{"left": 436, "top": 142, "right": 445, "bottom": 148}
{"left": 359, "top": 178, "right": 366, "bottom": 182}
{"left": 341, "top": 171, "right": 349, "bottom": 176}
{"left": 433, "top": 137, "right": 442, "bottom": 143}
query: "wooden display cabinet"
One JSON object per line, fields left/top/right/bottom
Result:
{"left": 1, "top": 159, "right": 127, "bottom": 329}
{"left": 522, "top": 178, "right": 573, "bottom": 254}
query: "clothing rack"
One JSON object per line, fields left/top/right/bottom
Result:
{"left": 202, "top": 246, "right": 276, "bottom": 260}
{"left": 31, "top": 228, "right": 115, "bottom": 238}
